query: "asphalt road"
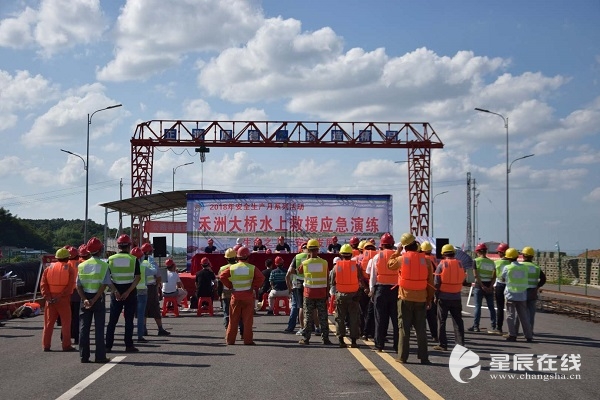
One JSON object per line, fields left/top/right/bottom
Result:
{"left": 1, "top": 294, "right": 598, "bottom": 400}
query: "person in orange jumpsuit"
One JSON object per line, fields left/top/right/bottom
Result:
{"left": 41, "top": 248, "right": 77, "bottom": 351}
{"left": 220, "top": 246, "right": 264, "bottom": 345}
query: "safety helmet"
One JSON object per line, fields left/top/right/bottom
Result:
{"left": 399, "top": 232, "right": 416, "bottom": 247}
{"left": 130, "top": 247, "right": 144, "bottom": 259}
{"left": 78, "top": 244, "right": 90, "bottom": 258}
{"left": 441, "top": 244, "right": 455, "bottom": 255}
{"left": 254, "top": 238, "right": 262, "bottom": 245}
{"left": 339, "top": 244, "right": 353, "bottom": 255}
{"left": 521, "top": 246, "right": 535, "bottom": 257}
{"left": 201, "top": 257, "right": 210, "bottom": 266}
{"left": 165, "top": 258, "right": 175, "bottom": 267}
{"left": 117, "top": 234, "right": 132, "bottom": 246}
{"left": 237, "top": 246, "right": 251, "bottom": 259}
{"left": 475, "top": 243, "right": 488, "bottom": 252}
{"left": 55, "top": 248, "right": 70, "bottom": 260}
{"left": 278, "top": 236, "right": 285, "bottom": 241}
{"left": 274, "top": 256, "right": 284, "bottom": 266}
{"left": 233, "top": 244, "right": 242, "bottom": 251}
{"left": 307, "top": 239, "right": 320, "bottom": 250}
{"left": 86, "top": 237, "right": 103, "bottom": 254}
{"left": 333, "top": 256, "right": 341, "bottom": 265}
{"left": 141, "top": 242, "right": 153, "bottom": 254}
{"left": 300, "top": 242, "right": 308, "bottom": 250}
{"left": 349, "top": 236, "right": 360, "bottom": 246}
{"left": 505, "top": 248, "right": 519, "bottom": 260}
{"left": 265, "top": 248, "right": 272, "bottom": 254}
{"left": 65, "top": 246, "right": 78, "bottom": 259}
{"left": 380, "top": 233, "right": 395, "bottom": 246}
{"left": 357, "top": 240, "right": 367, "bottom": 250}
{"left": 496, "top": 243, "right": 509, "bottom": 253}
{"left": 420, "top": 241, "right": 433, "bottom": 252}
{"left": 208, "top": 238, "right": 214, "bottom": 244}
{"left": 236, "top": 238, "right": 243, "bottom": 245}
{"left": 224, "top": 248, "right": 237, "bottom": 259}
{"left": 332, "top": 236, "right": 338, "bottom": 242}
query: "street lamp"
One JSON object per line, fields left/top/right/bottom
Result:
{"left": 474, "top": 107, "right": 509, "bottom": 243}
{"left": 172, "top": 162, "right": 194, "bottom": 255}
{"left": 85, "top": 104, "right": 122, "bottom": 242}
{"left": 60, "top": 149, "right": 86, "bottom": 241}
{"left": 431, "top": 191, "right": 449, "bottom": 237}
{"left": 508, "top": 154, "right": 534, "bottom": 173}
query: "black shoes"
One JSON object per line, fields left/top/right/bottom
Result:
{"left": 157, "top": 329, "right": 171, "bottom": 336}
{"left": 95, "top": 358, "right": 111, "bottom": 364}
{"left": 124, "top": 346, "right": 139, "bottom": 352}
{"left": 137, "top": 337, "right": 149, "bottom": 343}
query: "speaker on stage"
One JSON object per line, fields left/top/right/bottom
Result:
{"left": 153, "top": 236, "right": 167, "bottom": 258}
{"left": 435, "top": 238, "right": 449, "bottom": 260}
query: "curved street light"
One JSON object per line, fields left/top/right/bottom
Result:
{"left": 172, "top": 162, "right": 194, "bottom": 255}
{"left": 431, "top": 191, "right": 449, "bottom": 237}
{"left": 509, "top": 154, "right": 534, "bottom": 173}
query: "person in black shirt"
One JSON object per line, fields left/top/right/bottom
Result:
{"left": 275, "top": 236, "right": 291, "bottom": 253}
{"left": 328, "top": 236, "right": 341, "bottom": 253}
{"left": 257, "top": 259, "right": 273, "bottom": 308}
{"left": 204, "top": 238, "right": 217, "bottom": 253}
{"left": 253, "top": 238, "right": 267, "bottom": 252}
{"left": 195, "top": 257, "right": 216, "bottom": 308}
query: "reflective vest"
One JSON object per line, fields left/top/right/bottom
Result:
{"left": 475, "top": 257, "right": 495, "bottom": 282}
{"left": 352, "top": 249, "right": 360, "bottom": 258}
{"left": 219, "top": 264, "right": 234, "bottom": 298}
{"left": 522, "top": 261, "right": 541, "bottom": 288}
{"left": 425, "top": 254, "right": 438, "bottom": 269}
{"left": 398, "top": 251, "right": 429, "bottom": 290}
{"left": 294, "top": 252, "right": 308, "bottom": 281}
{"left": 302, "top": 257, "right": 328, "bottom": 289}
{"left": 47, "top": 261, "right": 71, "bottom": 294}
{"left": 494, "top": 259, "right": 511, "bottom": 281}
{"left": 78, "top": 257, "right": 109, "bottom": 294}
{"left": 505, "top": 262, "right": 529, "bottom": 294}
{"left": 108, "top": 253, "right": 137, "bottom": 284}
{"left": 136, "top": 259, "right": 148, "bottom": 290}
{"left": 229, "top": 262, "right": 255, "bottom": 291}
{"left": 375, "top": 249, "right": 397, "bottom": 285}
{"left": 335, "top": 260, "right": 359, "bottom": 293}
{"left": 145, "top": 259, "right": 157, "bottom": 285}
{"left": 361, "top": 249, "right": 377, "bottom": 277}
{"left": 438, "top": 259, "right": 465, "bottom": 293}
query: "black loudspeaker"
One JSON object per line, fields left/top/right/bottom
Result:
{"left": 153, "top": 237, "right": 167, "bottom": 258}
{"left": 435, "top": 238, "right": 449, "bottom": 259}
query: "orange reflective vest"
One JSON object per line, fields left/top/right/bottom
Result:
{"left": 398, "top": 252, "right": 428, "bottom": 290}
{"left": 360, "top": 249, "right": 377, "bottom": 277}
{"left": 335, "top": 260, "right": 359, "bottom": 293}
{"left": 425, "top": 254, "right": 438, "bottom": 268}
{"left": 376, "top": 249, "right": 397, "bottom": 285}
{"left": 352, "top": 249, "right": 360, "bottom": 258}
{"left": 67, "top": 259, "right": 79, "bottom": 287}
{"left": 438, "top": 259, "right": 465, "bottom": 293}
{"left": 47, "top": 261, "right": 71, "bottom": 295}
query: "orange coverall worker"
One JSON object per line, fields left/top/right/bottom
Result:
{"left": 41, "top": 260, "right": 77, "bottom": 351}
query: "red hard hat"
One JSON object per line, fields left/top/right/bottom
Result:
{"left": 274, "top": 256, "right": 284, "bottom": 266}
{"left": 350, "top": 236, "right": 360, "bottom": 246}
{"left": 237, "top": 246, "right": 251, "bottom": 259}
{"left": 300, "top": 242, "right": 307, "bottom": 249}
{"left": 141, "top": 243, "right": 153, "bottom": 253}
{"left": 265, "top": 249, "right": 272, "bottom": 254}
{"left": 332, "top": 236, "right": 338, "bottom": 241}
{"left": 496, "top": 243, "right": 509, "bottom": 253}
{"left": 78, "top": 244, "right": 90, "bottom": 258}
{"left": 130, "top": 247, "right": 144, "bottom": 259}
{"left": 208, "top": 238, "right": 214, "bottom": 244}
{"left": 65, "top": 246, "right": 78, "bottom": 259}
{"left": 86, "top": 237, "right": 103, "bottom": 254}
{"left": 165, "top": 258, "right": 175, "bottom": 267}
{"left": 201, "top": 257, "right": 210, "bottom": 266}
{"left": 233, "top": 244, "right": 242, "bottom": 251}
{"left": 255, "top": 238, "right": 262, "bottom": 245}
{"left": 117, "top": 234, "right": 132, "bottom": 245}
{"left": 475, "top": 243, "right": 488, "bottom": 252}
{"left": 380, "top": 233, "right": 395, "bottom": 246}
{"left": 278, "top": 236, "right": 284, "bottom": 240}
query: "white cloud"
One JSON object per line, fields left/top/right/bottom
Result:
{"left": 583, "top": 187, "right": 600, "bottom": 203}
{"left": 0, "top": 156, "right": 21, "bottom": 177}
{"left": 108, "top": 157, "right": 130, "bottom": 179}
{"left": 0, "top": 7, "right": 37, "bottom": 49}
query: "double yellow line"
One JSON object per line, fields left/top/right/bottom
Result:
{"left": 328, "top": 322, "right": 444, "bottom": 399}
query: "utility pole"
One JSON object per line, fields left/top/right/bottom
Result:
{"left": 466, "top": 172, "right": 472, "bottom": 252}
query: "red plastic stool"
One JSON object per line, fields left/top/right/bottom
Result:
{"left": 273, "top": 296, "right": 291, "bottom": 316}
{"left": 259, "top": 292, "right": 269, "bottom": 311}
{"left": 162, "top": 296, "right": 180, "bottom": 317}
{"left": 327, "top": 294, "right": 336, "bottom": 315}
{"left": 181, "top": 297, "right": 189, "bottom": 308}
{"left": 196, "top": 297, "right": 214, "bottom": 316}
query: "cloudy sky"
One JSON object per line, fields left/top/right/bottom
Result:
{"left": 1, "top": 0, "right": 599, "bottom": 255}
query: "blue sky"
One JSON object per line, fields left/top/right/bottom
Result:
{"left": 0, "top": 0, "right": 599, "bottom": 255}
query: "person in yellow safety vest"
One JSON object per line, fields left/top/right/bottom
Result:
{"left": 131, "top": 246, "right": 149, "bottom": 343}
{"left": 517, "top": 246, "right": 546, "bottom": 336}
{"left": 420, "top": 241, "right": 439, "bottom": 343}
{"left": 470, "top": 243, "right": 499, "bottom": 334}
{"left": 359, "top": 241, "right": 377, "bottom": 340}
{"left": 66, "top": 246, "right": 81, "bottom": 346}
{"left": 140, "top": 242, "right": 170, "bottom": 337}
{"left": 106, "top": 234, "right": 141, "bottom": 353}
{"left": 432, "top": 244, "right": 466, "bottom": 351}
{"left": 218, "top": 248, "right": 237, "bottom": 329}
{"left": 41, "top": 248, "right": 78, "bottom": 352}
{"left": 498, "top": 248, "right": 533, "bottom": 342}
{"left": 389, "top": 232, "right": 434, "bottom": 365}
{"left": 332, "top": 244, "right": 369, "bottom": 348}
{"left": 367, "top": 233, "right": 399, "bottom": 353}
{"left": 220, "top": 247, "right": 264, "bottom": 345}
{"left": 493, "top": 242, "right": 510, "bottom": 335}
{"left": 76, "top": 237, "right": 111, "bottom": 363}
{"left": 285, "top": 242, "right": 309, "bottom": 334}
{"left": 295, "top": 239, "right": 332, "bottom": 345}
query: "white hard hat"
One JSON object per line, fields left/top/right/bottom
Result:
{"left": 333, "top": 257, "right": 341, "bottom": 265}
{"left": 236, "top": 238, "right": 243, "bottom": 245}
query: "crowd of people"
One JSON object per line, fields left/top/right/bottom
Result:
{"left": 38, "top": 232, "right": 546, "bottom": 365}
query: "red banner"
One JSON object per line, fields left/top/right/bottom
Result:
{"left": 144, "top": 221, "right": 187, "bottom": 233}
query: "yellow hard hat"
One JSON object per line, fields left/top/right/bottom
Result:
{"left": 521, "top": 247, "right": 535, "bottom": 257}
{"left": 420, "top": 241, "right": 433, "bottom": 252}
{"left": 505, "top": 248, "right": 519, "bottom": 260}
{"left": 441, "top": 244, "right": 455, "bottom": 254}
{"left": 357, "top": 240, "right": 367, "bottom": 250}
{"left": 340, "top": 244, "right": 353, "bottom": 255}
{"left": 307, "top": 239, "right": 320, "bottom": 249}
{"left": 224, "top": 248, "right": 237, "bottom": 259}
{"left": 400, "top": 232, "right": 416, "bottom": 247}
{"left": 55, "top": 248, "right": 70, "bottom": 259}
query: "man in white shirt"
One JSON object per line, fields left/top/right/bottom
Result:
{"left": 162, "top": 259, "right": 187, "bottom": 306}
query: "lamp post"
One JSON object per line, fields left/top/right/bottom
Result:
{"left": 172, "top": 162, "right": 194, "bottom": 256}
{"left": 508, "top": 154, "right": 534, "bottom": 173}
{"left": 60, "top": 149, "right": 86, "bottom": 241}
{"left": 475, "top": 107, "right": 509, "bottom": 243}
{"left": 431, "top": 191, "right": 449, "bottom": 237}
{"left": 85, "top": 104, "right": 122, "bottom": 242}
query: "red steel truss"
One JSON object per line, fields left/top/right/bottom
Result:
{"left": 131, "top": 120, "right": 443, "bottom": 243}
